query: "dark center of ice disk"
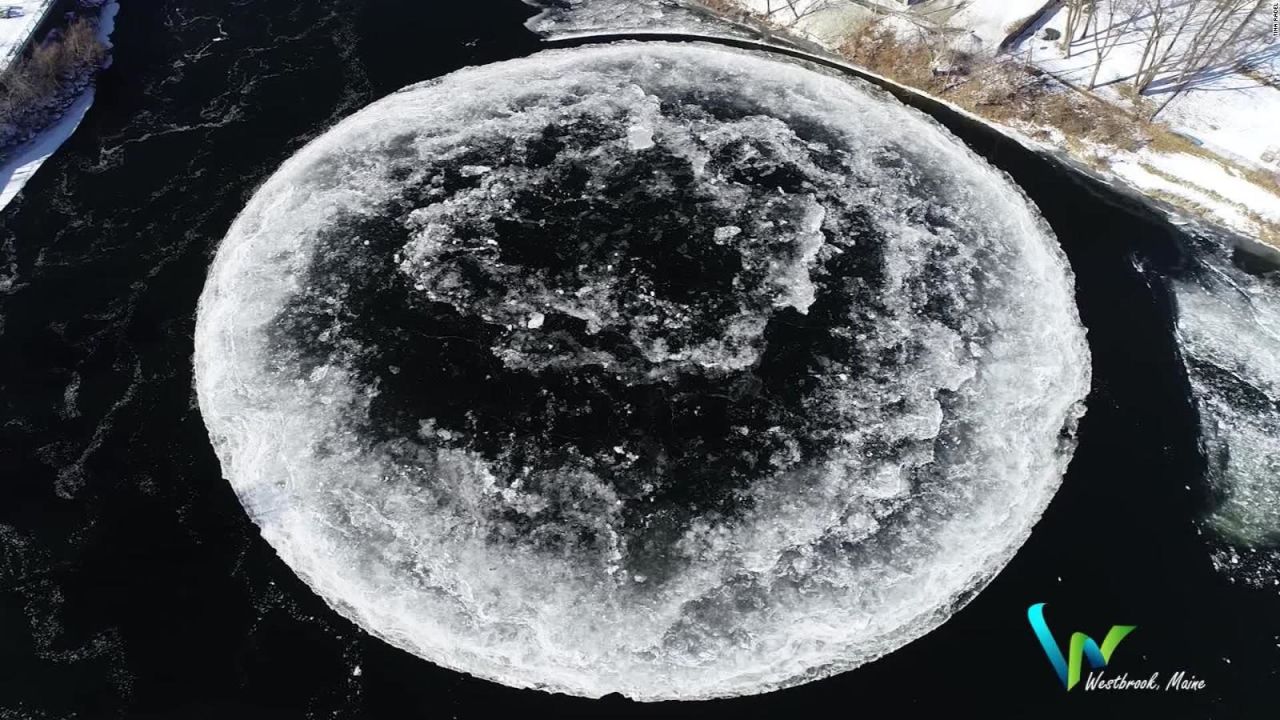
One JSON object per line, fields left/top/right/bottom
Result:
{"left": 261, "top": 101, "right": 962, "bottom": 561}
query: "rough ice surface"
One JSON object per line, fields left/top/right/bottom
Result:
{"left": 1174, "top": 246, "right": 1280, "bottom": 587}
{"left": 522, "top": 0, "right": 756, "bottom": 40}
{"left": 194, "top": 42, "right": 1090, "bottom": 700}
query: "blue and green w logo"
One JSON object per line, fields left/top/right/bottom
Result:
{"left": 1027, "top": 603, "right": 1137, "bottom": 690}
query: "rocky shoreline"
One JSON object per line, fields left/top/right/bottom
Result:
{"left": 0, "top": 52, "right": 102, "bottom": 161}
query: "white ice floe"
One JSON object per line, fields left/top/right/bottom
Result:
{"left": 195, "top": 42, "right": 1089, "bottom": 700}
{"left": 522, "top": 0, "right": 752, "bottom": 39}
{"left": 1174, "top": 244, "right": 1280, "bottom": 583}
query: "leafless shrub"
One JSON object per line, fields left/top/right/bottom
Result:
{"left": 0, "top": 18, "right": 106, "bottom": 148}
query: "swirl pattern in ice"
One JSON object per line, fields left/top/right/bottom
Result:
{"left": 194, "top": 42, "right": 1090, "bottom": 700}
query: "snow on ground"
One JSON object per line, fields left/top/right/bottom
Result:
{"left": 1087, "top": 144, "right": 1280, "bottom": 237}
{"left": 0, "top": 88, "right": 93, "bottom": 209}
{"left": 1008, "top": 0, "right": 1280, "bottom": 238}
{"left": 0, "top": 0, "right": 118, "bottom": 213}
{"left": 1158, "top": 64, "right": 1280, "bottom": 172}
{"left": 99, "top": 0, "right": 116, "bottom": 60}
{"left": 1022, "top": 0, "right": 1279, "bottom": 167}
{"left": 1150, "top": 151, "right": 1280, "bottom": 222}
{"left": 1109, "top": 154, "right": 1257, "bottom": 229}
{"left": 946, "top": 0, "right": 1048, "bottom": 49}
{"left": 1015, "top": 2, "right": 1157, "bottom": 83}
{"left": 0, "top": 0, "right": 55, "bottom": 73}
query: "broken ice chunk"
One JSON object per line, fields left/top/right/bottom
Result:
{"left": 626, "top": 125, "right": 655, "bottom": 151}
{"left": 713, "top": 226, "right": 742, "bottom": 243}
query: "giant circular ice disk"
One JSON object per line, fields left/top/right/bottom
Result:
{"left": 195, "top": 42, "right": 1090, "bottom": 700}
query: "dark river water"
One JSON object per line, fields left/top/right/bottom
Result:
{"left": 0, "top": 1, "right": 1276, "bottom": 717}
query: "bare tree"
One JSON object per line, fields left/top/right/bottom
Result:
{"left": 1062, "top": 0, "right": 1097, "bottom": 58}
{"left": 1133, "top": 0, "right": 1202, "bottom": 92}
{"left": 1174, "top": 0, "right": 1255, "bottom": 81}
{"left": 761, "top": 0, "right": 837, "bottom": 28}
{"left": 1087, "top": 0, "right": 1140, "bottom": 89}
{"left": 1134, "top": 0, "right": 1171, "bottom": 88}
{"left": 1153, "top": 0, "right": 1265, "bottom": 117}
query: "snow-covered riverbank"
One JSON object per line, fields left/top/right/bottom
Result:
{"left": 0, "top": 0, "right": 118, "bottom": 213}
